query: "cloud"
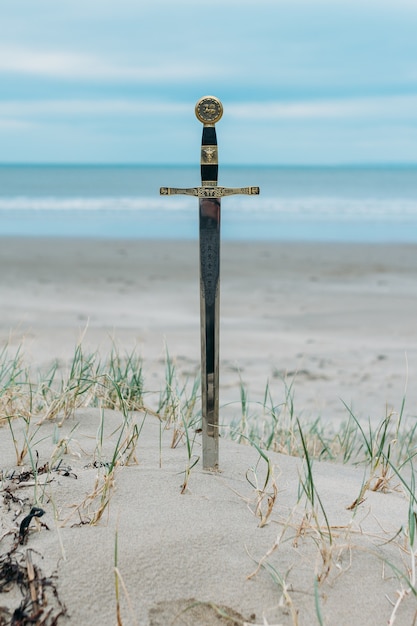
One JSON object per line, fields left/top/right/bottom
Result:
{"left": 0, "top": 119, "right": 34, "bottom": 130}
{"left": 0, "top": 100, "right": 190, "bottom": 119}
{"left": 0, "top": 46, "right": 217, "bottom": 82}
{"left": 229, "top": 95, "right": 417, "bottom": 120}
{"left": 2, "top": 95, "right": 417, "bottom": 125}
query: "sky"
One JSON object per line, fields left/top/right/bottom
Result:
{"left": 1, "top": 0, "right": 417, "bottom": 165}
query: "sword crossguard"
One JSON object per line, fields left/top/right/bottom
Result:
{"left": 160, "top": 186, "right": 260, "bottom": 198}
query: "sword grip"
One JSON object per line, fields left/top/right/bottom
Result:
{"left": 201, "top": 126, "right": 218, "bottom": 185}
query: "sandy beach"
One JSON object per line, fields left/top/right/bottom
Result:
{"left": 1, "top": 237, "right": 417, "bottom": 625}
{"left": 1, "top": 237, "right": 417, "bottom": 425}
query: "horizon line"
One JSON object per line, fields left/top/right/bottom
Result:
{"left": 1, "top": 162, "right": 417, "bottom": 168}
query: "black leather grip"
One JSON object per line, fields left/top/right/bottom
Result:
{"left": 201, "top": 126, "right": 218, "bottom": 184}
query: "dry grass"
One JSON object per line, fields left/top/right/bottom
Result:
{"left": 1, "top": 341, "right": 417, "bottom": 624}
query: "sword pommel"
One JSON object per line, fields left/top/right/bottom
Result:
{"left": 195, "top": 96, "right": 223, "bottom": 127}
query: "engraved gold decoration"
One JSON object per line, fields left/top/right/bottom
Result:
{"left": 160, "top": 186, "right": 260, "bottom": 197}
{"left": 201, "top": 146, "right": 218, "bottom": 164}
{"left": 195, "top": 96, "right": 223, "bottom": 125}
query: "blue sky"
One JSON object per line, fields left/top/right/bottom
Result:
{"left": 1, "top": 0, "right": 417, "bottom": 165}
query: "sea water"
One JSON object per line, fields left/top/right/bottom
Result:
{"left": 0, "top": 164, "right": 416, "bottom": 242}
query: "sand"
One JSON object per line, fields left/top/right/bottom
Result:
{"left": 1, "top": 237, "right": 417, "bottom": 624}
{"left": 1, "top": 237, "right": 417, "bottom": 425}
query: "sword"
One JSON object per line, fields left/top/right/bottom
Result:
{"left": 160, "top": 96, "right": 260, "bottom": 470}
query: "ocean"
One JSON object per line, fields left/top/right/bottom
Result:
{"left": 0, "top": 164, "right": 416, "bottom": 242}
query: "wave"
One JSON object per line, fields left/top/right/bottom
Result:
{"left": 1, "top": 195, "right": 417, "bottom": 221}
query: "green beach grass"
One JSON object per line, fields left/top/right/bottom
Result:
{"left": 1, "top": 340, "right": 417, "bottom": 624}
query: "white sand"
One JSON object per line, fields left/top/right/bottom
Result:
{"left": 1, "top": 237, "right": 417, "bottom": 624}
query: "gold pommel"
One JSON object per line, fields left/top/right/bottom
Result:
{"left": 195, "top": 96, "right": 223, "bottom": 126}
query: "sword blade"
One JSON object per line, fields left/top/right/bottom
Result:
{"left": 200, "top": 124, "right": 220, "bottom": 470}
{"left": 200, "top": 196, "right": 220, "bottom": 469}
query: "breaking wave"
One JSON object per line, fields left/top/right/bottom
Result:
{"left": 1, "top": 195, "right": 417, "bottom": 221}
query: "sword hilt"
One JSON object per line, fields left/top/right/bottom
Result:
{"left": 196, "top": 96, "right": 223, "bottom": 186}
{"left": 160, "top": 96, "right": 260, "bottom": 200}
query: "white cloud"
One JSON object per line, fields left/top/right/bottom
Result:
{"left": 229, "top": 95, "right": 417, "bottom": 120}
{"left": 0, "top": 99, "right": 189, "bottom": 118}
{"left": 0, "top": 46, "right": 216, "bottom": 82}
{"left": 0, "top": 119, "right": 33, "bottom": 130}
{"left": 1, "top": 94, "right": 417, "bottom": 127}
